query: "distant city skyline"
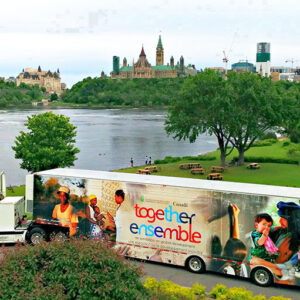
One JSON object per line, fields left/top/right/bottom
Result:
{"left": 0, "top": 0, "right": 299, "bottom": 87}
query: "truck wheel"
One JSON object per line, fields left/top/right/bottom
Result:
{"left": 50, "top": 231, "right": 68, "bottom": 242}
{"left": 251, "top": 267, "right": 273, "bottom": 287}
{"left": 28, "top": 227, "right": 46, "bottom": 245}
{"left": 186, "top": 256, "right": 205, "bottom": 273}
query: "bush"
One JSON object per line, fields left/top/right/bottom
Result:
{"left": 154, "top": 155, "right": 215, "bottom": 165}
{"left": 252, "top": 139, "right": 277, "bottom": 147}
{"left": 232, "top": 156, "right": 298, "bottom": 165}
{"left": 282, "top": 141, "right": 290, "bottom": 147}
{"left": 144, "top": 277, "right": 206, "bottom": 300}
{"left": 0, "top": 240, "right": 149, "bottom": 300}
{"left": 259, "top": 132, "right": 277, "bottom": 140}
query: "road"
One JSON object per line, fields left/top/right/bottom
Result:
{"left": 1, "top": 246, "right": 299, "bottom": 299}
{"left": 140, "top": 261, "right": 300, "bottom": 300}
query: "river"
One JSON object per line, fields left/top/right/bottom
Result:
{"left": 0, "top": 108, "right": 218, "bottom": 185}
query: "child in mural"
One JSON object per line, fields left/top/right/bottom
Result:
{"left": 249, "top": 212, "right": 299, "bottom": 280}
{"left": 52, "top": 186, "right": 78, "bottom": 237}
{"left": 86, "top": 195, "right": 105, "bottom": 239}
{"left": 106, "top": 189, "right": 125, "bottom": 242}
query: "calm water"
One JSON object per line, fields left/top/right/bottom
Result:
{"left": 0, "top": 108, "right": 218, "bottom": 185}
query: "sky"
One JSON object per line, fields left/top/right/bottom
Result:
{"left": 0, "top": 0, "right": 300, "bottom": 87}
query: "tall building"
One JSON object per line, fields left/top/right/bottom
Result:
{"left": 111, "top": 35, "right": 191, "bottom": 79}
{"left": 156, "top": 35, "right": 164, "bottom": 66}
{"left": 256, "top": 42, "right": 271, "bottom": 77}
{"left": 16, "top": 66, "right": 65, "bottom": 95}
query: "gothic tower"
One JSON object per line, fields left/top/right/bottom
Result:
{"left": 156, "top": 35, "right": 164, "bottom": 66}
{"left": 170, "top": 56, "right": 174, "bottom": 68}
{"left": 123, "top": 57, "right": 127, "bottom": 68}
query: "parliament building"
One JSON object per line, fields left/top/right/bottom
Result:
{"left": 111, "top": 35, "right": 188, "bottom": 79}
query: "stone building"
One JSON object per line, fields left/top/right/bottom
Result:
{"left": 16, "top": 66, "right": 66, "bottom": 95}
{"left": 111, "top": 35, "right": 185, "bottom": 79}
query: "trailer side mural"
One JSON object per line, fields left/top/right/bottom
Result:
{"left": 32, "top": 174, "right": 300, "bottom": 287}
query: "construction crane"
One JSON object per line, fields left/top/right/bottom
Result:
{"left": 222, "top": 50, "right": 229, "bottom": 71}
{"left": 285, "top": 58, "right": 299, "bottom": 73}
{"left": 222, "top": 31, "right": 238, "bottom": 76}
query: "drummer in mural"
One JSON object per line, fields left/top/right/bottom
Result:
{"left": 86, "top": 194, "right": 106, "bottom": 239}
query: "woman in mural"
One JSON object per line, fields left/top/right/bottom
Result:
{"left": 249, "top": 201, "right": 300, "bottom": 282}
{"left": 52, "top": 186, "right": 79, "bottom": 237}
{"left": 86, "top": 194, "right": 105, "bottom": 239}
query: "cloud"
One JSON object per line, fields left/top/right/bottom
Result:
{"left": 0, "top": 0, "right": 300, "bottom": 86}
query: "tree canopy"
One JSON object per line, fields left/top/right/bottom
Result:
{"left": 12, "top": 112, "right": 80, "bottom": 172}
{"left": 165, "top": 70, "right": 291, "bottom": 165}
{"left": 62, "top": 77, "right": 184, "bottom": 106}
{"left": 0, "top": 81, "right": 44, "bottom": 107}
{"left": 165, "top": 70, "right": 233, "bottom": 166}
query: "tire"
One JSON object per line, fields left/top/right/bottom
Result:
{"left": 251, "top": 267, "right": 273, "bottom": 287}
{"left": 49, "top": 230, "right": 68, "bottom": 242}
{"left": 28, "top": 227, "right": 47, "bottom": 245}
{"left": 186, "top": 256, "right": 205, "bottom": 273}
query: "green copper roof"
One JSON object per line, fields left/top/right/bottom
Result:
{"left": 152, "top": 65, "right": 173, "bottom": 70}
{"left": 120, "top": 66, "right": 133, "bottom": 71}
{"left": 119, "top": 65, "right": 174, "bottom": 72}
{"left": 157, "top": 35, "right": 163, "bottom": 48}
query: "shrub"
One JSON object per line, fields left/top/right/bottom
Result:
{"left": 209, "top": 284, "right": 228, "bottom": 299}
{"left": 282, "top": 141, "right": 290, "bottom": 147}
{"left": 252, "top": 139, "right": 277, "bottom": 147}
{"left": 259, "top": 132, "right": 277, "bottom": 140}
{"left": 0, "top": 240, "right": 149, "bottom": 300}
{"left": 154, "top": 155, "right": 215, "bottom": 165}
{"left": 144, "top": 277, "right": 205, "bottom": 300}
{"left": 232, "top": 156, "right": 298, "bottom": 165}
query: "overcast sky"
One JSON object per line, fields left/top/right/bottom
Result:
{"left": 0, "top": 0, "right": 300, "bottom": 87}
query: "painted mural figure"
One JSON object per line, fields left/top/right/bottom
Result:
{"left": 249, "top": 213, "right": 295, "bottom": 281}
{"left": 86, "top": 194, "right": 105, "bottom": 239}
{"left": 222, "top": 204, "right": 248, "bottom": 277}
{"left": 106, "top": 189, "right": 125, "bottom": 242}
{"left": 52, "top": 186, "right": 78, "bottom": 237}
{"left": 249, "top": 201, "right": 300, "bottom": 282}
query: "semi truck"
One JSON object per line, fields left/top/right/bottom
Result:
{"left": 1, "top": 168, "right": 300, "bottom": 287}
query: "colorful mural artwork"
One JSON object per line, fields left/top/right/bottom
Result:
{"left": 33, "top": 175, "right": 300, "bottom": 286}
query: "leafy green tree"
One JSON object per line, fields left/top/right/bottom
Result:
{"left": 226, "top": 72, "right": 282, "bottom": 165}
{"left": 277, "top": 83, "right": 300, "bottom": 143}
{"left": 165, "top": 70, "right": 234, "bottom": 166}
{"left": 50, "top": 93, "right": 58, "bottom": 101}
{"left": 12, "top": 112, "right": 80, "bottom": 172}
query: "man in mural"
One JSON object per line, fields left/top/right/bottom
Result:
{"left": 106, "top": 189, "right": 125, "bottom": 242}
{"left": 52, "top": 186, "right": 78, "bottom": 237}
{"left": 86, "top": 194, "right": 105, "bottom": 239}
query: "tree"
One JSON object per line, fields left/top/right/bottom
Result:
{"left": 226, "top": 72, "right": 283, "bottom": 165}
{"left": 50, "top": 93, "right": 58, "bottom": 101}
{"left": 165, "top": 70, "right": 234, "bottom": 166}
{"left": 12, "top": 112, "right": 80, "bottom": 172}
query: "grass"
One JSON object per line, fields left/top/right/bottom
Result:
{"left": 117, "top": 140, "right": 300, "bottom": 188}
{"left": 6, "top": 185, "right": 25, "bottom": 197}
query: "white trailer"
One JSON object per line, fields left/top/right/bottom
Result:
{"left": 0, "top": 172, "right": 27, "bottom": 243}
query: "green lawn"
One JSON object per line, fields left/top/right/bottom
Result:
{"left": 6, "top": 185, "right": 25, "bottom": 196}
{"left": 118, "top": 140, "right": 300, "bottom": 188}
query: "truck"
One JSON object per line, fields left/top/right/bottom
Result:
{"left": 1, "top": 168, "right": 300, "bottom": 287}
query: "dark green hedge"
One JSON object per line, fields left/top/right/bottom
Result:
{"left": 0, "top": 240, "right": 149, "bottom": 300}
